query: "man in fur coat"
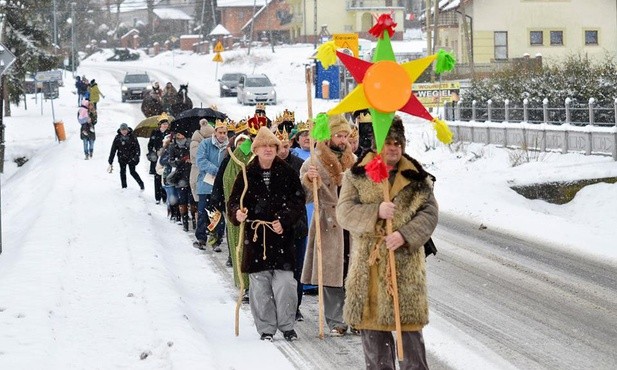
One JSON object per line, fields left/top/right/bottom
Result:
{"left": 228, "top": 127, "right": 305, "bottom": 342}
{"left": 300, "top": 114, "right": 356, "bottom": 335}
{"left": 336, "top": 117, "right": 438, "bottom": 369}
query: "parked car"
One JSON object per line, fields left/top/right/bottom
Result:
{"left": 121, "top": 72, "right": 152, "bottom": 102}
{"left": 219, "top": 72, "right": 243, "bottom": 97}
{"left": 236, "top": 74, "right": 277, "bottom": 105}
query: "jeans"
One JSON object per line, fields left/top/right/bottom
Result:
{"left": 82, "top": 138, "right": 94, "bottom": 156}
{"left": 195, "top": 194, "right": 212, "bottom": 241}
{"left": 163, "top": 185, "right": 178, "bottom": 206}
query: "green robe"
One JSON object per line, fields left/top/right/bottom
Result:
{"left": 222, "top": 146, "right": 254, "bottom": 288}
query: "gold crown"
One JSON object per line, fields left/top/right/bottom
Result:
{"left": 295, "top": 121, "right": 309, "bottom": 132}
{"left": 215, "top": 118, "right": 228, "bottom": 130}
{"left": 282, "top": 109, "right": 294, "bottom": 122}
{"left": 247, "top": 125, "right": 259, "bottom": 137}
{"left": 255, "top": 103, "right": 266, "bottom": 111}
{"left": 275, "top": 127, "right": 290, "bottom": 142}
{"left": 158, "top": 112, "right": 170, "bottom": 123}
{"left": 234, "top": 119, "right": 248, "bottom": 133}
{"left": 357, "top": 112, "right": 372, "bottom": 123}
{"left": 226, "top": 119, "right": 236, "bottom": 131}
{"left": 349, "top": 125, "right": 359, "bottom": 139}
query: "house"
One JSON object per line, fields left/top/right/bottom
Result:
{"left": 217, "top": 0, "right": 406, "bottom": 44}
{"left": 216, "top": 0, "right": 295, "bottom": 44}
{"left": 429, "top": 0, "right": 617, "bottom": 69}
{"left": 285, "top": 0, "right": 406, "bottom": 43}
{"left": 110, "top": 0, "right": 194, "bottom": 38}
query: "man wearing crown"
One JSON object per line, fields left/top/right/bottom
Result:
{"left": 194, "top": 118, "right": 229, "bottom": 251}
{"left": 275, "top": 109, "right": 295, "bottom": 134}
{"left": 248, "top": 103, "right": 272, "bottom": 130}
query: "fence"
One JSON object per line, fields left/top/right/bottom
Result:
{"left": 443, "top": 98, "right": 617, "bottom": 160}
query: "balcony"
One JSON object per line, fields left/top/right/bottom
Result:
{"left": 346, "top": 0, "right": 405, "bottom": 10}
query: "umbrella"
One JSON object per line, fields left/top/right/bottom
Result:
{"left": 134, "top": 114, "right": 174, "bottom": 138}
{"left": 171, "top": 107, "right": 228, "bottom": 137}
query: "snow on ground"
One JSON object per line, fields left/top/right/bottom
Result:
{"left": 1, "top": 43, "right": 616, "bottom": 369}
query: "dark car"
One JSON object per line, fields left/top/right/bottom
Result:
{"left": 121, "top": 72, "right": 152, "bottom": 102}
{"left": 218, "top": 73, "right": 243, "bottom": 97}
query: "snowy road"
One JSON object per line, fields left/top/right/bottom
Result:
{"left": 429, "top": 214, "right": 617, "bottom": 369}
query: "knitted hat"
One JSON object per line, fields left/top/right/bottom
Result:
{"left": 385, "top": 116, "right": 406, "bottom": 151}
{"left": 251, "top": 126, "right": 281, "bottom": 153}
{"left": 119, "top": 123, "right": 129, "bottom": 130}
{"left": 329, "top": 114, "right": 351, "bottom": 135}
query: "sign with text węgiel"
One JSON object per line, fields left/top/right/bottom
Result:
{"left": 412, "top": 81, "right": 461, "bottom": 108}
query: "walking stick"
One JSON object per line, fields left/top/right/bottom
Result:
{"left": 305, "top": 66, "right": 325, "bottom": 339}
{"left": 228, "top": 147, "right": 248, "bottom": 337}
{"left": 381, "top": 180, "right": 404, "bottom": 361}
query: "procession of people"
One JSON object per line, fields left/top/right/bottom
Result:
{"left": 79, "top": 69, "right": 440, "bottom": 369}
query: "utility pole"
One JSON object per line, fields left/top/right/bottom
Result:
{"left": 53, "top": 0, "right": 57, "bottom": 49}
{"left": 425, "top": 0, "right": 432, "bottom": 56}
{"left": 313, "top": 0, "right": 317, "bottom": 49}
{"left": 71, "top": 2, "right": 76, "bottom": 76}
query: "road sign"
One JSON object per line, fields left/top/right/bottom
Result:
{"left": 34, "top": 70, "right": 63, "bottom": 83}
{"left": 0, "top": 43, "right": 17, "bottom": 76}
{"left": 214, "top": 41, "right": 224, "bottom": 53}
{"left": 412, "top": 81, "right": 461, "bottom": 108}
{"left": 333, "top": 33, "right": 359, "bottom": 57}
{"left": 212, "top": 53, "right": 223, "bottom": 63}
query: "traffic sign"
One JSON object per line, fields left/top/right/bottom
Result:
{"left": 0, "top": 43, "right": 17, "bottom": 76}
{"left": 333, "top": 34, "right": 359, "bottom": 57}
{"left": 213, "top": 41, "right": 224, "bottom": 53}
{"left": 212, "top": 52, "right": 223, "bottom": 63}
{"left": 34, "top": 70, "right": 63, "bottom": 83}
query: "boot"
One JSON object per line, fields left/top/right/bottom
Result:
{"left": 179, "top": 205, "right": 189, "bottom": 232}
{"left": 190, "top": 204, "right": 197, "bottom": 230}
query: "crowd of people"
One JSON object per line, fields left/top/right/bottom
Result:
{"left": 100, "top": 100, "right": 438, "bottom": 369}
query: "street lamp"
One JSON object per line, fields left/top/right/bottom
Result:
{"left": 70, "top": 2, "right": 76, "bottom": 76}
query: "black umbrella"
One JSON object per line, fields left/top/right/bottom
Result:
{"left": 171, "top": 108, "right": 228, "bottom": 137}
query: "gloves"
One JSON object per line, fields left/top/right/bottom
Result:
{"left": 107, "top": 164, "right": 113, "bottom": 173}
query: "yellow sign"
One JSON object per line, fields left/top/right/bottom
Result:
{"left": 212, "top": 52, "right": 223, "bottom": 63}
{"left": 333, "top": 33, "right": 359, "bottom": 57}
{"left": 213, "top": 41, "right": 224, "bottom": 53}
{"left": 412, "top": 82, "right": 461, "bottom": 108}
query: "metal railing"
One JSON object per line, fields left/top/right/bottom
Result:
{"left": 446, "top": 98, "right": 617, "bottom": 127}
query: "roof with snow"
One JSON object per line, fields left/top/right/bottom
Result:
{"left": 218, "top": 0, "right": 269, "bottom": 7}
{"left": 209, "top": 24, "right": 231, "bottom": 36}
{"left": 110, "top": 0, "right": 162, "bottom": 13}
{"left": 154, "top": 8, "right": 192, "bottom": 21}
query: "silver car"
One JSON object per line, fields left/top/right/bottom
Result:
{"left": 236, "top": 74, "right": 277, "bottom": 105}
{"left": 219, "top": 73, "right": 243, "bottom": 97}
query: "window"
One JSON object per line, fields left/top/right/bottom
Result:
{"left": 530, "top": 31, "right": 543, "bottom": 46}
{"left": 494, "top": 31, "right": 508, "bottom": 60}
{"left": 550, "top": 31, "right": 563, "bottom": 46}
{"left": 585, "top": 30, "right": 598, "bottom": 45}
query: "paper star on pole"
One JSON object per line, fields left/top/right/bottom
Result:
{"left": 317, "top": 13, "right": 454, "bottom": 156}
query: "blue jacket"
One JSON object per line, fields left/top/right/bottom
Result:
{"left": 195, "top": 136, "right": 227, "bottom": 195}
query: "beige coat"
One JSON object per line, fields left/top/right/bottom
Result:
{"left": 300, "top": 141, "right": 355, "bottom": 287}
{"left": 189, "top": 123, "right": 215, "bottom": 201}
{"left": 337, "top": 152, "right": 438, "bottom": 331}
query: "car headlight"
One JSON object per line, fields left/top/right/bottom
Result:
{"left": 122, "top": 86, "right": 128, "bottom": 91}
{"left": 246, "top": 91, "right": 253, "bottom": 96}
{"left": 222, "top": 84, "right": 229, "bottom": 89}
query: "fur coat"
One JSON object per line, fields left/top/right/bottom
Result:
{"left": 300, "top": 141, "right": 355, "bottom": 287}
{"left": 336, "top": 152, "right": 438, "bottom": 331}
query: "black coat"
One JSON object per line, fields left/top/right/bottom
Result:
{"left": 284, "top": 152, "right": 308, "bottom": 239}
{"left": 162, "top": 139, "right": 191, "bottom": 188}
{"left": 227, "top": 157, "right": 305, "bottom": 274}
{"left": 147, "top": 128, "right": 168, "bottom": 153}
{"left": 210, "top": 155, "right": 230, "bottom": 212}
{"left": 108, "top": 128, "right": 140, "bottom": 165}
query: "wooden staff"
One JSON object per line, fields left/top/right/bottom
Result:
{"left": 381, "top": 179, "right": 404, "bottom": 360}
{"left": 305, "top": 65, "right": 325, "bottom": 339}
{"left": 228, "top": 147, "right": 248, "bottom": 337}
